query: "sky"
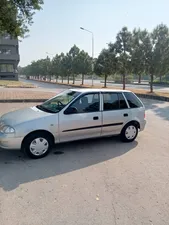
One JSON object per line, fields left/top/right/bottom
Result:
{"left": 19, "top": 0, "right": 169, "bottom": 66}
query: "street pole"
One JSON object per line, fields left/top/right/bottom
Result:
{"left": 80, "top": 27, "right": 94, "bottom": 86}
{"left": 91, "top": 33, "right": 94, "bottom": 86}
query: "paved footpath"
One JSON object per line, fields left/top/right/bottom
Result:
{"left": 0, "top": 80, "right": 72, "bottom": 101}
{"left": 0, "top": 87, "right": 56, "bottom": 101}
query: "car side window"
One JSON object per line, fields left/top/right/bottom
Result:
{"left": 103, "top": 93, "right": 119, "bottom": 110}
{"left": 124, "top": 92, "right": 143, "bottom": 108}
{"left": 103, "top": 93, "right": 128, "bottom": 111}
{"left": 70, "top": 93, "right": 100, "bottom": 113}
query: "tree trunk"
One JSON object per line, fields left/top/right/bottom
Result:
{"left": 122, "top": 74, "right": 126, "bottom": 90}
{"left": 104, "top": 74, "right": 107, "bottom": 88}
{"left": 138, "top": 74, "right": 141, "bottom": 84}
{"left": 159, "top": 74, "right": 162, "bottom": 83}
{"left": 55, "top": 76, "right": 58, "bottom": 83}
{"left": 67, "top": 74, "right": 70, "bottom": 84}
{"left": 61, "top": 75, "right": 63, "bottom": 83}
{"left": 81, "top": 74, "right": 84, "bottom": 85}
{"left": 72, "top": 74, "right": 75, "bottom": 84}
{"left": 150, "top": 74, "right": 154, "bottom": 93}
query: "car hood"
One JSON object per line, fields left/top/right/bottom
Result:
{"left": 1, "top": 106, "right": 52, "bottom": 126}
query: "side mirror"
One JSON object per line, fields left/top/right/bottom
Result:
{"left": 64, "top": 107, "right": 78, "bottom": 115}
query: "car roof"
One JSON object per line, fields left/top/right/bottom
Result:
{"left": 70, "top": 88, "right": 131, "bottom": 93}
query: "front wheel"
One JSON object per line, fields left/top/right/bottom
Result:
{"left": 22, "top": 132, "right": 53, "bottom": 159}
{"left": 120, "top": 123, "right": 138, "bottom": 142}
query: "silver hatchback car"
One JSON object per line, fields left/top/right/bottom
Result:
{"left": 0, "top": 89, "right": 146, "bottom": 159}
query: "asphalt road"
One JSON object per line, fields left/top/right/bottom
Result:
{"left": 20, "top": 78, "right": 73, "bottom": 93}
{"left": 21, "top": 78, "right": 169, "bottom": 93}
{"left": 0, "top": 98, "right": 169, "bottom": 225}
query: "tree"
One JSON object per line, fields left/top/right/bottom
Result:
{"left": 58, "top": 53, "right": 67, "bottom": 83}
{"left": 115, "top": 27, "right": 132, "bottom": 89}
{"left": 38, "top": 57, "right": 51, "bottom": 80}
{"left": 30, "top": 60, "right": 40, "bottom": 79}
{"left": 51, "top": 54, "right": 62, "bottom": 82}
{"left": 151, "top": 24, "right": 169, "bottom": 83}
{"left": 0, "top": 0, "right": 43, "bottom": 37}
{"left": 61, "top": 53, "right": 72, "bottom": 84}
{"left": 68, "top": 45, "right": 80, "bottom": 84}
{"left": 95, "top": 46, "right": 117, "bottom": 87}
{"left": 20, "top": 64, "right": 32, "bottom": 79}
{"left": 131, "top": 28, "right": 146, "bottom": 83}
{"left": 142, "top": 24, "right": 169, "bottom": 92}
{"left": 74, "top": 50, "right": 92, "bottom": 85}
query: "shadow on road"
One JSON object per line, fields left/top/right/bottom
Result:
{"left": 0, "top": 137, "right": 137, "bottom": 191}
{"left": 142, "top": 99, "right": 169, "bottom": 121}
{"left": 152, "top": 106, "right": 169, "bottom": 121}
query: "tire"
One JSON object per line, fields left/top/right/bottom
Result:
{"left": 120, "top": 123, "right": 138, "bottom": 142}
{"left": 22, "top": 132, "right": 53, "bottom": 159}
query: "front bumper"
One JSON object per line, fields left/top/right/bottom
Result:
{"left": 0, "top": 132, "right": 23, "bottom": 150}
{"left": 140, "top": 119, "right": 146, "bottom": 131}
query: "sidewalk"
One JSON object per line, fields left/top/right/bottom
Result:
{"left": 0, "top": 88, "right": 55, "bottom": 102}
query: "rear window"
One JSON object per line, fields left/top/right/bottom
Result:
{"left": 124, "top": 92, "right": 143, "bottom": 108}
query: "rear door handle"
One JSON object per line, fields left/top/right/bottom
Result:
{"left": 124, "top": 113, "right": 128, "bottom": 117}
{"left": 93, "top": 116, "right": 99, "bottom": 120}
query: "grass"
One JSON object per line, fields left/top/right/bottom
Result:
{"left": 0, "top": 80, "right": 35, "bottom": 88}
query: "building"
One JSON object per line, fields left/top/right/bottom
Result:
{"left": 0, "top": 34, "right": 20, "bottom": 80}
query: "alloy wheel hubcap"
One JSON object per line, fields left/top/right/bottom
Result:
{"left": 30, "top": 138, "right": 49, "bottom": 156}
{"left": 125, "top": 125, "right": 137, "bottom": 140}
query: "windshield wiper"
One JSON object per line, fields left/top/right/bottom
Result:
{"left": 36, "top": 105, "right": 56, "bottom": 113}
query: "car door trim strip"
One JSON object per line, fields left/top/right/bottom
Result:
{"left": 62, "top": 122, "right": 123, "bottom": 132}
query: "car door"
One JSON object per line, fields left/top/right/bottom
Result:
{"left": 59, "top": 92, "right": 102, "bottom": 142}
{"left": 101, "top": 92, "right": 131, "bottom": 136}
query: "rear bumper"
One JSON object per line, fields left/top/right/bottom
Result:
{"left": 0, "top": 132, "right": 22, "bottom": 150}
{"left": 140, "top": 119, "right": 146, "bottom": 131}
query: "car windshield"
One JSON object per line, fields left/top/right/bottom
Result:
{"left": 37, "top": 90, "right": 80, "bottom": 113}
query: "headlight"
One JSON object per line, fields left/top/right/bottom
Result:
{"left": 1, "top": 125, "right": 15, "bottom": 134}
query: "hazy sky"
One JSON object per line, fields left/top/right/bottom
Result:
{"left": 19, "top": 0, "right": 169, "bottom": 66}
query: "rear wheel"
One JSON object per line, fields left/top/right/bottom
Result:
{"left": 22, "top": 132, "right": 53, "bottom": 159}
{"left": 120, "top": 123, "right": 138, "bottom": 142}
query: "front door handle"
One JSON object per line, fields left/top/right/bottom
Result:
{"left": 124, "top": 113, "right": 128, "bottom": 117}
{"left": 93, "top": 116, "right": 99, "bottom": 120}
